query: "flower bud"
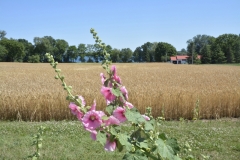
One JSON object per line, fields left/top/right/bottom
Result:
{"left": 55, "top": 75, "right": 59, "bottom": 79}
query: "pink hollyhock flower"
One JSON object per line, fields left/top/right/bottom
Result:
{"left": 103, "top": 116, "right": 120, "bottom": 126}
{"left": 69, "top": 103, "right": 84, "bottom": 121}
{"left": 90, "top": 100, "right": 96, "bottom": 111}
{"left": 111, "top": 65, "right": 121, "bottom": 84}
{"left": 101, "top": 86, "right": 116, "bottom": 102}
{"left": 124, "top": 101, "right": 134, "bottom": 109}
{"left": 85, "top": 127, "right": 97, "bottom": 141}
{"left": 78, "top": 96, "right": 86, "bottom": 106}
{"left": 104, "top": 137, "right": 116, "bottom": 151}
{"left": 142, "top": 115, "right": 150, "bottom": 121}
{"left": 82, "top": 110, "right": 105, "bottom": 130}
{"left": 120, "top": 86, "right": 128, "bottom": 101}
{"left": 100, "top": 73, "right": 106, "bottom": 85}
{"left": 113, "top": 107, "right": 127, "bottom": 123}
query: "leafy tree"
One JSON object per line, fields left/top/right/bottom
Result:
{"left": 78, "top": 43, "right": 87, "bottom": 62}
{"left": 28, "top": 54, "right": 40, "bottom": 63}
{"left": 110, "top": 48, "right": 121, "bottom": 62}
{"left": 155, "top": 42, "right": 177, "bottom": 62}
{"left": 53, "top": 39, "right": 68, "bottom": 62}
{"left": 0, "top": 39, "right": 25, "bottom": 62}
{"left": 177, "top": 48, "right": 187, "bottom": 55}
{"left": 0, "top": 44, "right": 8, "bottom": 61}
{"left": 215, "top": 34, "right": 239, "bottom": 63}
{"left": 211, "top": 43, "right": 226, "bottom": 64}
{"left": 18, "top": 39, "right": 34, "bottom": 62}
{"left": 64, "top": 45, "right": 78, "bottom": 62}
{"left": 200, "top": 45, "right": 211, "bottom": 64}
{"left": 141, "top": 42, "right": 155, "bottom": 62}
{"left": 120, "top": 48, "right": 133, "bottom": 62}
{"left": 33, "top": 36, "right": 55, "bottom": 62}
{"left": 0, "top": 30, "right": 7, "bottom": 40}
{"left": 133, "top": 47, "right": 143, "bottom": 62}
{"left": 187, "top": 35, "right": 215, "bottom": 54}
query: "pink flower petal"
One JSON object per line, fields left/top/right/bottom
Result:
{"left": 113, "top": 107, "right": 127, "bottom": 123}
{"left": 104, "top": 139, "right": 116, "bottom": 151}
{"left": 82, "top": 110, "right": 105, "bottom": 130}
{"left": 78, "top": 96, "right": 86, "bottom": 106}
{"left": 101, "top": 86, "right": 116, "bottom": 102}
{"left": 120, "top": 86, "right": 128, "bottom": 101}
{"left": 90, "top": 100, "right": 96, "bottom": 111}
{"left": 142, "top": 115, "right": 150, "bottom": 121}
{"left": 104, "top": 116, "right": 120, "bottom": 126}
{"left": 100, "top": 73, "right": 106, "bottom": 85}
{"left": 124, "top": 101, "right": 134, "bottom": 109}
{"left": 85, "top": 128, "right": 97, "bottom": 141}
{"left": 69, "top": 102, "right": 84, "bottom": 121}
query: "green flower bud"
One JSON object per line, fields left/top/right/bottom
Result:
{"left": 55, "top": 69, "right": 61, "bottom": 72}
{"left": 55, "top": 75, "right": 59, "bottom": 79}
{"left": 131, "top": 147, "right": 135, "bottom": 152}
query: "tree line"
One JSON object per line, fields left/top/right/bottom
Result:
{"left": 0, "top": 30, "right": 239, "bottom": 64}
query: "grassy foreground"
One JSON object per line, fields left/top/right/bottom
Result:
{"left": 0, "top": 119, "right": 239, "bottom": 160}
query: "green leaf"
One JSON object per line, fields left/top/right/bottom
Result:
{"left": 110, "top": 127, "right": 118, "bottom": 136}
{"left": 125, "top": 108, "right": 145, "bottom": 124}
{"left": 118, "top": 133, "right": 132, "bottom": 151}
{"left": 101, "top": 115, "right": 109, "bottom": 120}
{"left": 122, "top": 151, "right": 148, "bottom": 160}
{"left": 111, "top": 88, "right": 121, "bottom": 96}
{"left": 96, "top": 131, "right": 106, "bottom": 146}
{"left": 106, "top": 105, "right": 114, "bottom": 115}
{"left": 144, "top": 121, "right": 153, "bottom": 131}
{"left": 166, "top": 138, "right": 180, "bottom": 155}
{"left": 116, "top": 140, "right": 124, "bottom": 152}
{"left": 154, "top": 139, "right": 182, "bottom": 160}
{"left": 158, "top": 133, "right": 168, "bottom": 140}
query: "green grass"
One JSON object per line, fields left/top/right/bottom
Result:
{"left": 0, "top": 119, "right": 239, "bottom": 160}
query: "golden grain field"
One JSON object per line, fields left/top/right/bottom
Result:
{"left": 0, "top": 62, "right": 239, "bottom": 121}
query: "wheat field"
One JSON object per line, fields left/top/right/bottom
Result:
{"left": 0, "top": 62, "right": 239, "bottom": 121}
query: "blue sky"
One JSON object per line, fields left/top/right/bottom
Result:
{"left": 0, "top": 0, "right": 239, "bottom": 51}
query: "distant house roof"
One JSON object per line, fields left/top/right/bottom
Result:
{"left": 170, "top": 55, "right": 201, "bottom": 61}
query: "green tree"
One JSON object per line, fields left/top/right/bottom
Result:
{"left": 78, "top": 43, "right": 87, "bottom": 62}
{"left": 155, "top": 42, "right": 177, "bottom": 62}
{"left": 133, "top": 47, "right": 143, "bottom": 62}
{"left": 28, "top": 54, "right": 40, "bottom": 63}
{"left": 64, "top": 45, "right": 78, "bottom": 62}
{"left": 0, "top": 44, "right": 8, "bottom": 61}
{"left": 200, "top": 45, "right": 211, "bottom": 64}
{"left": 215, "top": 34, "right": 239, "bottom": 63}
{"left": 120, "top": 48, "right": 133, "bottom": 62}
{"left": 187, "top": 35, "right": 215, "bottom": 54}
{"left": 211, "top": 43, "right": 226, "bottom": 64}
{"left": 33, "top": 36, "right": 55, "bottom": 62}
{"left": 110, "top": 48, "right": 121, "bottom": 62}
{"left": 0, "top": 39, "right": 25, "bottom": 62}
{"left": 0, "top": 30, "right": 7, "bottom": 40}
{"left": 18, "top": 39, "right": 34, "bottom": 62}
{"left": 141, "top": 42, "right": 155, "bottom": 62}
{"left": 53, "top": 39, "right": 68, "bottom": 62}
{"left": 177, "top": 48, "right": 187, "bottom": 55}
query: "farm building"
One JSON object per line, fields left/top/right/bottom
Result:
{"left": 170, "top": 55, "right": 201, "bottom": 64}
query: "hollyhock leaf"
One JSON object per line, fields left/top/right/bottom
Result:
{"left": 125, "top": 108, "right": 145, "bottom": 124}
{"left": 106, "top": 105, "right": 114, "bottom": 115}
{"left": 154, "top": 139, "right": 178, "bottom": 160}
{"left": 110, "top": 127, "right": 118, "bottom": 136}
{"left": 96, "top": 131, "right": 106, "bottom": 146}
{"left": 144, "top": 121, "right": 154, "bottom": 131}
{"left": 111, "top": 88, "right": 121, "bottom": 96}
{"left": 122, "top": 151, "right": 148, "bottom": 160}
{"left": 118, "top": 134, "right": 131, "bottom": 150}
{"left": 166, "top": 138, "right": 180, "bottom": 155}
{"left": 101, "top": 115, "right": 109, "bottom": 121}
{"left": 116, "top": 140, "right": 124, "bottom": 152}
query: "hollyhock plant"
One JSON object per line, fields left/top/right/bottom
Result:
{"left": 113, "top": 107, "right": 126, "bottom": 123}
{"left": 68, "top": 103, "right": 84, "bottom": 121}
{"left": 100, "top": 73, "right": 106, "bottom": 85}
{"left": 103, "top": 115, "right": 120, "bottom": 126}
{"left": 104, "top": 137, "right": 117, "bottom": 151}
{"left": 124, "top": 101, "right": 134, "bottom": 109}
{"left": 82, "top": 110, "right": 105, "bottom": 130}
{"left": 120, "top": 86, "right": 128, "bottom": 101}
{"left": 101, "top": 86, "right": 116, "bottom": 102}
{"left": 111, "top": 65, "right": 121, "bottom": 84}
{"left": 142, "top": 115, "right": 150, "bottom": 121}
